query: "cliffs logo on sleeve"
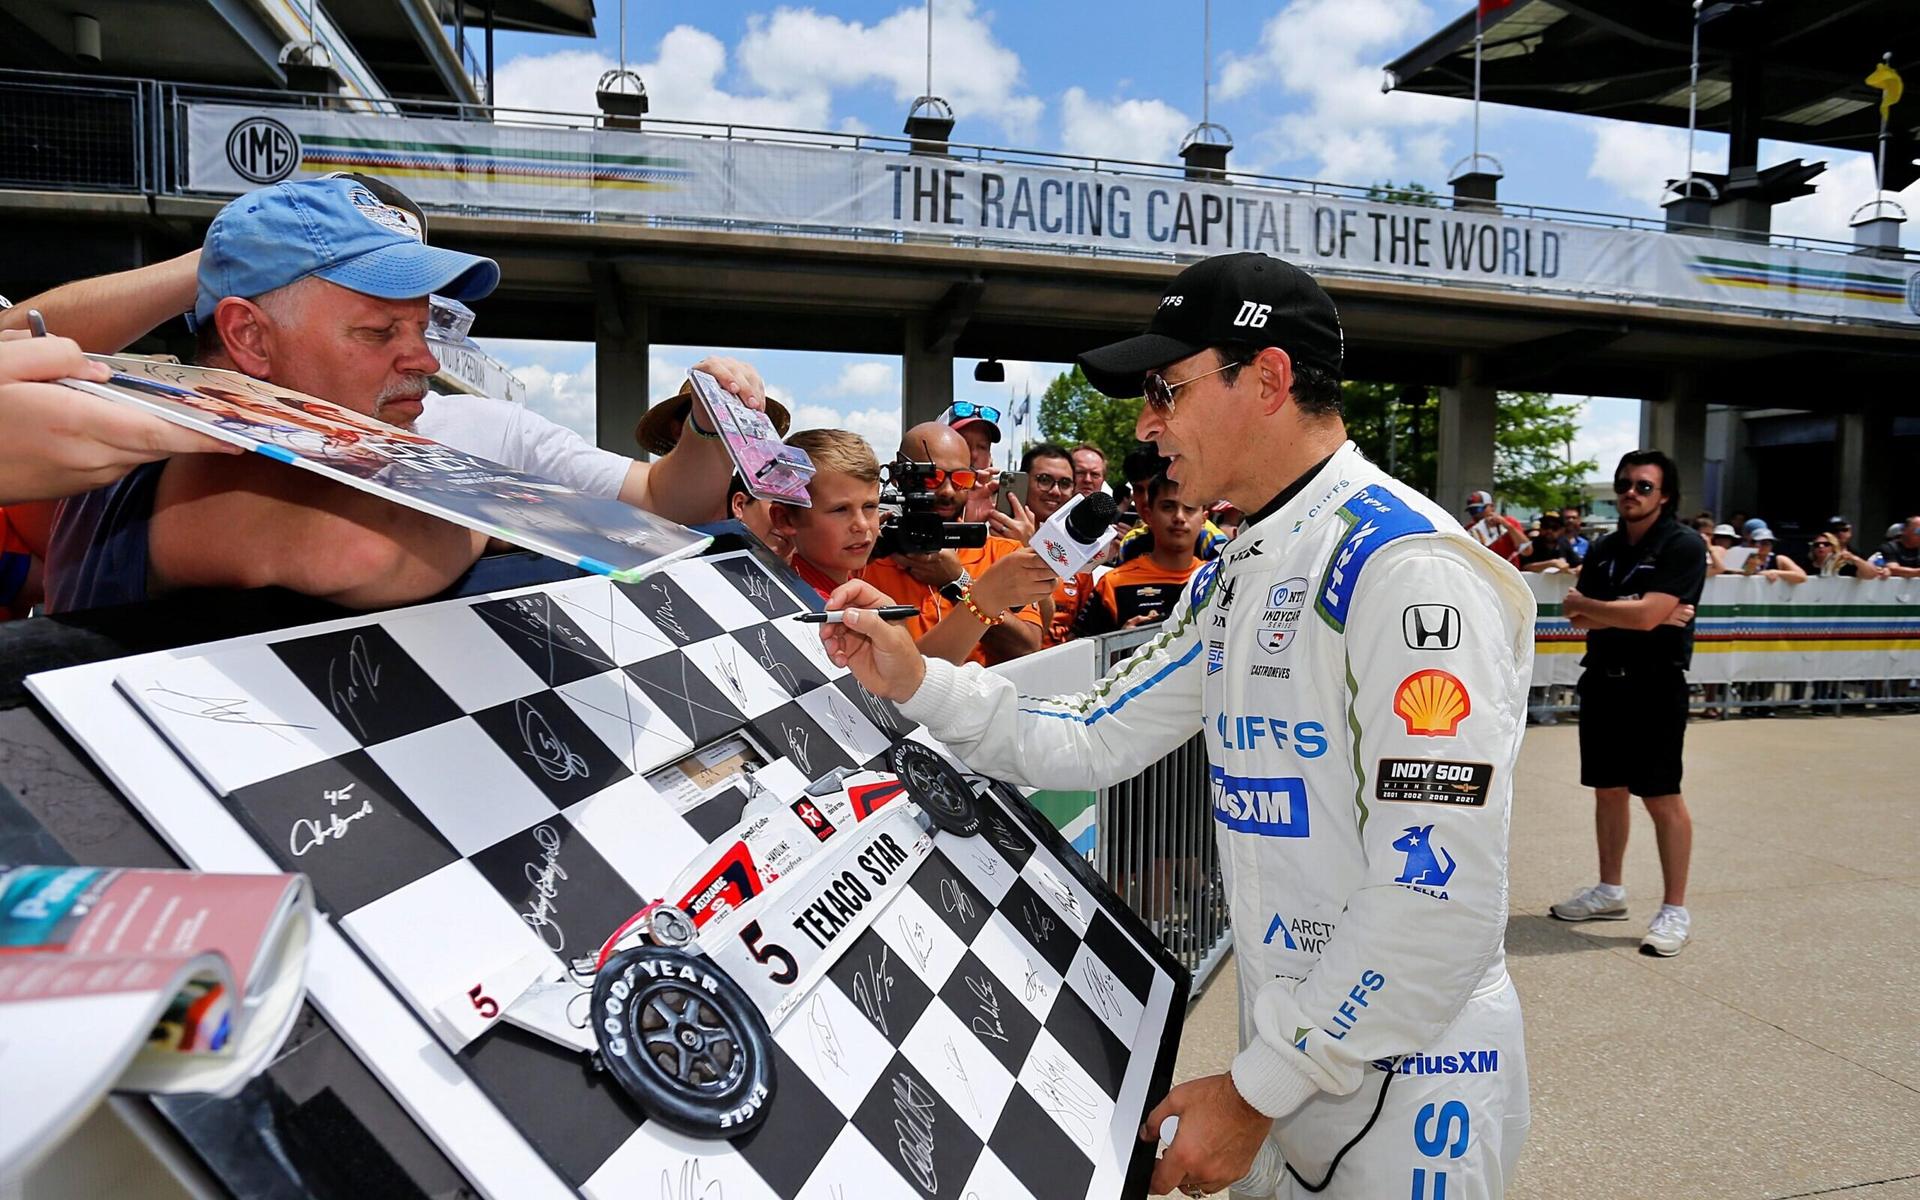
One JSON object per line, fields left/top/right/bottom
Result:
{"left": 1402, "top": 604, "right": 1460, "bottom": 650}
{"left": 1393, "top": 670, "right": 1470, "bottom": 736}
{"left": 1257, "top": 576, "right": 1309, "bottom": 654}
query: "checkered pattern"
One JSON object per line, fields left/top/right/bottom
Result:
{"left": 113, "top": 551, "right": 1176, "bottom": 1200}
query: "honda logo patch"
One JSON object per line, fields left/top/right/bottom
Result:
{"left": 1402, "top": 604, "right": 1460, "bottom": 650}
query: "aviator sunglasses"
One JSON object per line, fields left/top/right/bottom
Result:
{"left": 1143, "top": 358, "right": 1244, "bottom": 413}
{"left": 1612, "top": 477, "right": 1657, "bottom": 496}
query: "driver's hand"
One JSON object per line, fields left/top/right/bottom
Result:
{"left": 820, "top": 579, "right": 928, "bottom": 703}
{"left": 899, "top": 548, "right": 964, "bottom": 587}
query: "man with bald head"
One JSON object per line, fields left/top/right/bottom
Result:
{"left": 859, "top": 421, "right": 1049, "bottom": 666}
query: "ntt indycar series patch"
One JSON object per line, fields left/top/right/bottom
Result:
{"left": 700, "top": 803, "right": 932, "bottom": 1029}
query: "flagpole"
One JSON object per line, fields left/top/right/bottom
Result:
{"left": 1876, "top": 51, "right": 1891, "bottom": 205}
{"left": 1472, "top": 2, "right": 1484, "bottom": 168}
{"left": 1685, "top": 0, "right": 1702, "bottom": 195}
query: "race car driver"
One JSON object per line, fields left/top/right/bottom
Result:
{"left": 818, "top": 252, "right": 1536, "bottom": 1199}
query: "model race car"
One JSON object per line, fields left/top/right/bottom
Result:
{"left": 514, "top": 739, "right": 987, "bottom": 1139}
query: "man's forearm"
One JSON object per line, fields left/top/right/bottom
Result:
{"left": 0, "top": 253, "right": 199, "bottom": 353}
{"left": 916, "top": 609, "right": 992, "bottom": 666}
{"left": 979, "top": 618, "right": 1041, "bottom": 663}
{"left": 1568, "top": 594, "right": 1670, "bottom": 631}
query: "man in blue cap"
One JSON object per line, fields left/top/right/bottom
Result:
{"left": 45, "top": 177, "right": 503, "bottom": 612}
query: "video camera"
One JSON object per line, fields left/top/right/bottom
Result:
{"left": 872, "top": 459, "right": 989, "bottom": 558}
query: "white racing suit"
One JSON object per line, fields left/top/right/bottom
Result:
{"left": 896, "top": 442, "right": 1536, "bottom": 1198}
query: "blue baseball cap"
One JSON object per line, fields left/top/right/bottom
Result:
{"left": 194, "top": 178, "right": 499, "bottom": 323}
{"left": 1741, "top": 517, "right": 1766, "bottom": 535}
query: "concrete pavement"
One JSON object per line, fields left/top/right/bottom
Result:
{"left": 1171, "top": 711, "right": 1920, "bottom": 1199}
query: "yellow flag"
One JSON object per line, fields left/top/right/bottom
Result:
{"left": 1866, "top": 61, "right": 1903, "bottom": 120}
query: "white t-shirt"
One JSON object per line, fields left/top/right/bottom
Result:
{"left": 416, "top": 392, "right": 631, "bottom": 499}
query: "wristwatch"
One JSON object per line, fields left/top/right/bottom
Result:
{"left": 937, "top": 570, "right": 973, "bottom": 604}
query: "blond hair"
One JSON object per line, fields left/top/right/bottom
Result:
{"left": 784, "top": 428, "right": 879, "bottom": 485}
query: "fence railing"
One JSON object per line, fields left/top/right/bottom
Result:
{"left": 988, "top": 629, "right": 1230, "bottom": 993}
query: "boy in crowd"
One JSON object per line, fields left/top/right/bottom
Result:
{"left": 1074, "top": 475, "right": 1203, "bottom": 635}
{"left": 768, "top": 429, "right": 882, "bottom": 599}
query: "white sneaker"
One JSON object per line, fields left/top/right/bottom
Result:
{"left": 1641, "top": 906, "right": 1691, "bottom": 957}
{"left": 1548, "top": 884, "right": 1628, "bottom": 922}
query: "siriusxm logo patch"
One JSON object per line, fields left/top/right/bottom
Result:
{"left": 1209, "top": 767, "right": 1310, "bottom": 837}
{"left": 1376, "top": 1050, "right": 1500, "bottom": 1076}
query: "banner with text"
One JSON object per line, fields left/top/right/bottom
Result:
{"left": 187, "top": 103, "right": 1920, "bottom": 326}
{"left": 1529, "top": 574, "right": 1920, "bottom": 686}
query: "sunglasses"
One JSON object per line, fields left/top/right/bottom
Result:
{"left": 1143, "top": 358, "right": 1244, "bottom": 413}
{"left": 948, "top": 401, "right": 1001, "bottom": 423}
{"left": 924, "top": 466, "right": 981, "bottom": 489}
{"left": 1612, "top": 478, "right": 1657, "bottom": 496}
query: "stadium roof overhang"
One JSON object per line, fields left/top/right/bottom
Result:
{"left": 1385, "top": 0, "right": 1919, "bottom": 192}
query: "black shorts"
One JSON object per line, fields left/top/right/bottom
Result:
{"left": 1577, "top": 667, "right": 1690, "bottom": 797}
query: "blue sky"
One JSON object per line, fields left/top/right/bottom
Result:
{"left": 472, "top": 0, "right": 1912, "bottom": 484}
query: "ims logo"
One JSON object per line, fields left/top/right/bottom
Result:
{"left": 226, "top": 116, "right": 300, "bottom": 184}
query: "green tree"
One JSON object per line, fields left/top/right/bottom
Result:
{"left": 1036, "top": 364, "right": 1143, "bottom": 486}
{"left": 1366, "top": 179, "right": 1440, "bottom": 207}
{"left": 1342, "top": 380, "right": 1593, "bottom": 514}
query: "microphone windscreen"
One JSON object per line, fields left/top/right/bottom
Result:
{"left": 1065, "top": 492, "right": 1118, "bottom": 543}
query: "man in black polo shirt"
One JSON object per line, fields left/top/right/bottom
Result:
{"left": 1549, "top": 449, "right": 1706, "bottom": 957}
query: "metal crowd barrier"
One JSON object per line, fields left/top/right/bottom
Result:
{"left": 990, "top": 628, "right": 1232, "bottom": 994}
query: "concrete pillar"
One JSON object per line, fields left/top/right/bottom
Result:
{"left": 1436, "top": 358, "right": 1496, "bottom": 519}
{"left": 1640, "top": 375, "right": 1707, "bottom": 516}
{"left": 1836, "top": 401, "right": 1894, "bottom": 538}
{"left": 901, "top": 316, "right": 954, "bottom": 441}
{"left": 595, "top": 297, "right": 649, "bottom": 456}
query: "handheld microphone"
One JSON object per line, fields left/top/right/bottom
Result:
{"left": 1030, "top": 492, "right": 1118, "bottom": 581}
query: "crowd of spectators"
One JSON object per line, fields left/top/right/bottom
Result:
{"left": 2, "top": 171, "right": 1916, "bottom": 686}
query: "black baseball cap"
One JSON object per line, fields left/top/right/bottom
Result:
{"left": 1077, "top": 252, "right": 1344, "bottom": 399}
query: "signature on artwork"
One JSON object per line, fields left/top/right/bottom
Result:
{"left": 807, "top": 993, "right": 846, "bottom": 1075}
{"left": 1022, "top": 897, "right": 1057, "bottom": 945}
{"left": 891, "top": 1072, "right": 939, "bottom": 1193}
{"left": 648, "top": 583, "right": 690, "bottom": 642}
{"left": 755, "top": 628, "right": 799, "bottom": 693}
{"left": 742, "top": 571, "right": 775, "bottom": 607}
{"left": 965, "top": 973, "right": 1009, "bottom": 1044}
{"left": 899, "top": 914, "right": 934, "bottom": 973}
{"left": 985, "top": 815, "right": 1026, "bottom": 857}
{"left": 944, "top": 1037, "right": 980, "bottom": 1118}
{"left": 825, "top": 692, "right": 863, "bottom": 745}
{"left": 853, "top": 685, "right": 900, "bottom": 734}
{"left": 1032, "top": 1053, "right": 1099, "bottom": 1147}
{"left": 1023, "top": 959, "right": 1051, "bottom": 1005}
{"left": 783, "top": 723, "right": 813, "bottom": 776}
{"left": 325, "top": 633, "right": 383, "bottom": 739}
{"left": 938, "top": 877, "right": 978, "bottom": 925}
{"left": 659, "top": 1159, "right": 722, "bottom": 1200}
{"left": 713, "top": 646, "right": 747, "bottom": 703}
{"left": 287, "top": 781, "right": 373, "bottom": 856}
{"left": 1082, "top": 960, "right": 1123, "bottom": 1021}
{"left": 516, "top": 700, "right": 589, "bottom": 782}
{"left": 521, "top": 824, "right": 569, "bottom": 952}
{"left": 144, "top": 684, "right": 313, "bottom": 743}
{"left": 852, "top": 944, "right": 895, "bottom": 1035}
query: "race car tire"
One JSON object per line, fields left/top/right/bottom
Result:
{"left": 593, "top": 945, "right": 776, "bottom": 1139}
{"left": 887, "top": 740, "right": 982, "bottom": 838}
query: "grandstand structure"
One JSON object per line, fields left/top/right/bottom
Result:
{"left": 1, "top": 0, "right": 1916, "bottom": 531}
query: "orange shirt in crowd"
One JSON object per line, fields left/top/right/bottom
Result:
{"left": 1046, "top": 572, "right": 1094, "bottom": 646}
{"left": 1074, "top": 554, "right": 1199, "bottom": 637}
{"left": 859, "top": 536, "right": 1044, "bottom": 667}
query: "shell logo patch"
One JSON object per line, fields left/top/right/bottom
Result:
{"left": 1393, "top": 669, "right": 1470, "bottom": 737}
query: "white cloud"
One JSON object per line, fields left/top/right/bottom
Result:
{"left": 787, "top": 402, "right": 902, "bottom": 460}
{"left": 1567, "top": 396, "right": 1642, "bottom": 483}
{"left": 1585, "top": 122, "right": 1917, "bottom": 246}
{"left": 827, "top": 361, "right": 898, "bottom": 398}
{"left": 1217, "top": 0, "right": 1462, "bottom": 183}
{"left": 738, "top": 0, "right": 1043, "bottom": 143}
{"left": 512, "top": 359, "right": 597, "bottom": 441}
{"left": 1058, "top": 87, "right": 1190, "bottom": 164}
{"left": 497, "top": 26, "right": 832, "bottom": 130}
